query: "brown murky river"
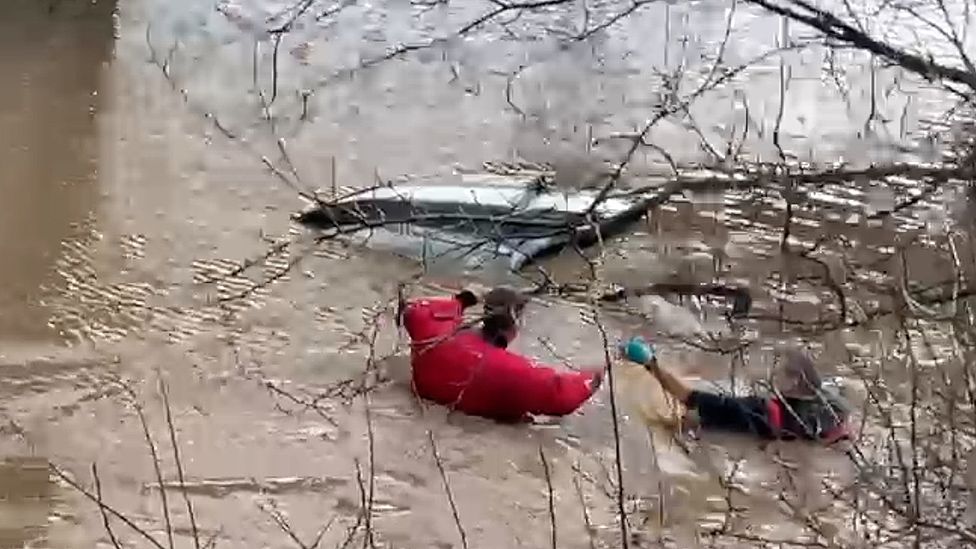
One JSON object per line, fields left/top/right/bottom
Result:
{"left": 1, "top": 0, "right": 970, "bottom": 547}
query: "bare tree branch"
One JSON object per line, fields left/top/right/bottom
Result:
{"left": 740, "top": 0, "right": 976, "bottom": 92}
{"left": 158, "top": 375, "right": 202, "bottom": 549}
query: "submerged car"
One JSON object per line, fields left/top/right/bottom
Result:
{"left": 294, "top": 169, "right": 655, "bottom": 276}
{"left": 294, "top": 165, "right": 753, "bottom": 316}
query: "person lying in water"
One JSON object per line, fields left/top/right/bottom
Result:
{"left": 399, "top": 286, "right": 604, "bottom": 422}
{"left": 619, "top": 337, "right": 851, "bottom": 445}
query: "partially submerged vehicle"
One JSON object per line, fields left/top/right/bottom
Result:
{"left": 295, "top": 168, "right": 653, "bottom": 275}
{"left": 294, "top": 164, "right": 753, "bottom": 316}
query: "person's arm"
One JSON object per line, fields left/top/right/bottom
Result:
{"left": 619, "top": 337, "right": 693, "bottom": 403}
{"left": 499, "top": 354, "right": 602, "bottom": 417}
{"left": 644, "top": 357, "right": 693, "bottom": 404}
{"left": 684, "top": 391, "right": 776, "bottom": 437}
{"left": 401, "top": 290, "right": 478, "bottom": 341}
{"left": 619, "top": 337, "right": 776, "bottom": 437}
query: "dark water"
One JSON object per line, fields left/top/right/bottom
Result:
{"left": 1, "top": 2, "right": 115, "bottom": 547}
{"left": 0, "top": 0, "right": 115, "bottom": 342}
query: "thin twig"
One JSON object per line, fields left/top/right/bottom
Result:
{"left": 340, "top": 461, "right": 368, "bottom": 549}
{"left": 539, "top": 444, "right": 557, "bottom": 549}
{"left": 92, "top": 463, "right": 125, "bottom": 549}
{"left": 577, "top": 243, "right": 629, "bottom": 549}
{"left": 110, "top": 375, "right": 175, "bottom": 549}
{"left": 571, "top": 461, "right": 598, "bottom": 549}
{"left": 360, "top": 308, "right": 382, "bottom": 549}
{"left": 50, "top": 464, "right": 167, "bottom": 549}
{"left": 427, "top": 429, "right": 469, "bottom": 549}
{"left": 158, "top": 375, "right": 202, "bottom": 549}
{"left": 258, "top": 498, "right": 335, "bottom": 549}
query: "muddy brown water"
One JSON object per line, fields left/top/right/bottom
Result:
{"left": 0, "top": 0, "right": 970, "bottom": 547}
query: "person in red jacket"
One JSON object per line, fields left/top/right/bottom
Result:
{"left": 399, "top": 286, "right": 604, "bottom": 422}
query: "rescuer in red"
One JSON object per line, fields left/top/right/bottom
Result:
{"left": 399, "top": 286, "right": 604, "bottom": 422}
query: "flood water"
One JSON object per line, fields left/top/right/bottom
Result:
{"left": 0, "top": 0, "right": 971, "bottom": 547}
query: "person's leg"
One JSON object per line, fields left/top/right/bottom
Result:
{"left": 685, "top": 391, "right": 775, "bottom": 438}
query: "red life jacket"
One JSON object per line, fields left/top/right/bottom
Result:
{"left": 766, "top": 397, "right": 851, "bottom": 445}
{"left": 401, "top": 296, "right": 599, "bottom": 422}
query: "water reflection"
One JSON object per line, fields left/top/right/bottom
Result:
{"left": 0, "top": 0, "right": 117, "bottom": 343}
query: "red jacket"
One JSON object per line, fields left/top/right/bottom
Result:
{"left": 402, "top": 295, "right": 599, "bottom": 422}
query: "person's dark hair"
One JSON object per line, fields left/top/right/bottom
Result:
{"left": 483, "top": 286, "right": 528, "bottom": 319}
{"left": 482, "top": 312, "right": 517, "bottom": 347}
{"left": 782, "top": 349, "right": 822, "bottom": 396}
{"left": 480, "top": 286, "right": 529, "bottom": 348}
{"left": 454, "top": 290, "right": 478, "bottom": 308}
